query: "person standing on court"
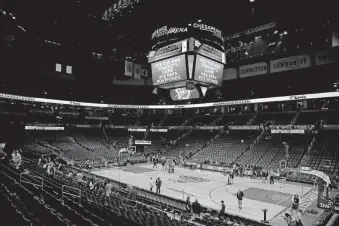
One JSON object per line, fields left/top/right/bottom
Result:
{"left": 149, "top": 177, "right": 154, "bottom": 192}
{"left": 237, "top": 189, "right": 244, "bottom": 210}
{"left": 156, "top": 177, "right": 162, "bottom": 194}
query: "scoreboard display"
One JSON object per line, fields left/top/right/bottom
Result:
{"left": 151, "top": 55, "right": 187, "bottom": 86}
{"left": 194, "top": 55, "right": 224, "bottom": 86}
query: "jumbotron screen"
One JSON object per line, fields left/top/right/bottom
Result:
{"left": 151, "top": 54, "right": 187, "bottom": 86}
{"left": 194, "top": 55, "right": 224, "bottom": 86}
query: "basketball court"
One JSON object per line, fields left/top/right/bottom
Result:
{"left": 92, "top": 164, "right": 314, "bottom": 222}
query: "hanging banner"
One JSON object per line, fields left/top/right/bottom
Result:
{"left": 124, "top": 61, "right": 134, "bottom": 77}
{"left": 270, "top": 54, "right": 311, "bottom": 73}
{"left": 141, "top": 67, "right": 149, "bottom": 78}
{"left": 239, "top": 62, "right": 268, "bottom": 78}
{"left": 134, "top": 63, "right": 142, "bottom": 79}
{"left": 315, "top": 48, "right": 339, "bottom": 66}
{"left": 223, "top": 68, "right": 237, "bottom": 81}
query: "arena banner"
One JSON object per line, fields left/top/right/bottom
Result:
{"left": 270, "top": 54, "right": 311, "bottom": 73}
{"left": 193, "top": 55, "right": 224, "bottom": 86}
{"left": 315, "top": 48, "right": 339, "bottom": 66}
{"left": 148, "top": 39, "right": 188, "bottom": 63}
{"left": 124, "top": 60, "right": 134, "bottom": 77}
{"left": 228, "top": 125, "right": 260, "bottom": 130}
{"left": 223, "top": 68, "right": 237, "bottom": 81}
{"left": 1, "top": 91, "right": 339, "bottom": 109}
{"left": 239, "top": 62, "right": 268, "bottom": 78}
{"left": 151, "top": 54, "right": 188, "bottom": 86}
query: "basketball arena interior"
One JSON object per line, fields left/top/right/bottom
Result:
{"left": 1, "top": 0, "right": 339, "bottom": 225}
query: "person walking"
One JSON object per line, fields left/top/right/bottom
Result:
{"left": 156, "top": 177, "right": 162, "bottom": 194}
{"left": 237, "top": 189, "right": 244, "bottom": 210}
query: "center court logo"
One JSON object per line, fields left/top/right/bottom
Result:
{"left": 175, "top": 175, "right": 210, "bottom": 183}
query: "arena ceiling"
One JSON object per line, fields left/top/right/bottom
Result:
{"left": 3, "top": 0, "right": 337, "bottom": 56}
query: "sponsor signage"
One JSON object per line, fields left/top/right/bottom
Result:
{"left": 1, "top": 91, "right": 339, "bottom": 109}
{"left": 194, "top": 55, "right": 224, "bottom": 86}
{"left": 85, "top": 116, "right": 109, "bottom": 120}
{"left": 105, "top": 125, "right": 126, "bottom": 129}
{"left": 192, "top": 23, "right": 223, "bottom": 42}
{"left": 239, "top": 62, "right": 268, "bottom": 78}
{"left": 135, "top": 140, "right": 152, "bottom": 145}
{"left": 270, "top": 54, "right": 311, "bottom": 73}
{"left": 150, "top": 128, "right": 168, "bottom": 132}
{"left": 270, "top": 125, "right": 313, "bottom": 130}
{"left": 288, "top": 95, "right": 307, "bottom": 101}
{"left": 271, "top": 129, "right": 305, "bottom": 134}
{"left": 128, "top": 128, "right": 147, "bottom": 132}
{"left": 25, "top": 126, "right": 64, "bottom": 131}
{"left": 170, "top": 87, "right": 200, "bottom": 101}
{"left": 223, "top": 68, "right": 237, "bottom": 81}
{"left": 315, "top": 48, "right": 339, "bottom": 66}
{"left": 228, "top": 125, "right": 260, "bottom": 130}
{"left": 148, "top": 40, "right": 187, "bottom": 63}
{"left": 323, "top": 125, "right": 339, "bottom": 130}
{"left": 70, "top": 124, "right": 101, "bottom": 128}
{"left": 151, "top": 54, "right": 187, "bottom": 86}
{"left": 59, "top": 111, "right": 80, "bottom": 116}
{"left": 192, "top": 39, "right": 225, "bottom": 64}
{"left": 195, "top": 126, "right": 224, "bottom": 130}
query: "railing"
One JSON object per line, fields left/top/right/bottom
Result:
{"left": 61, "top": 185, "right": 81, "bottom": 205}
{"left": 20, "top": 172, "right": 44, "bottom": 191}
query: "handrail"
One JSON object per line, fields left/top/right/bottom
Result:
{"left": 61, "top": 185, "right": 81, "bottom": 204}
{"left": 20, "top": 173, "right": 44, "bottom": 191}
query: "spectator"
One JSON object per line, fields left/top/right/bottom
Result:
{"left": 237, "top": 189, "right": 244, "bottom": 210}
{"left": 218, "top": 200, "right": 225, "bottom": 219}
{"left": 186, "top": 196, "right": 191, "bottom": 212}
{"left": 105, "top": 181, "right": 113, "bottom": 197}
{"left": 192, "top": 198, "right": 201, "bottom": 218}
{"left": 128, "top": 185, "right": 138, "bottom": 201}
{"left": 156, "top": 177, "right": 162, "bottom": 194}
{"left": 149, "top": 177, "right": 154, "bottom": 192}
